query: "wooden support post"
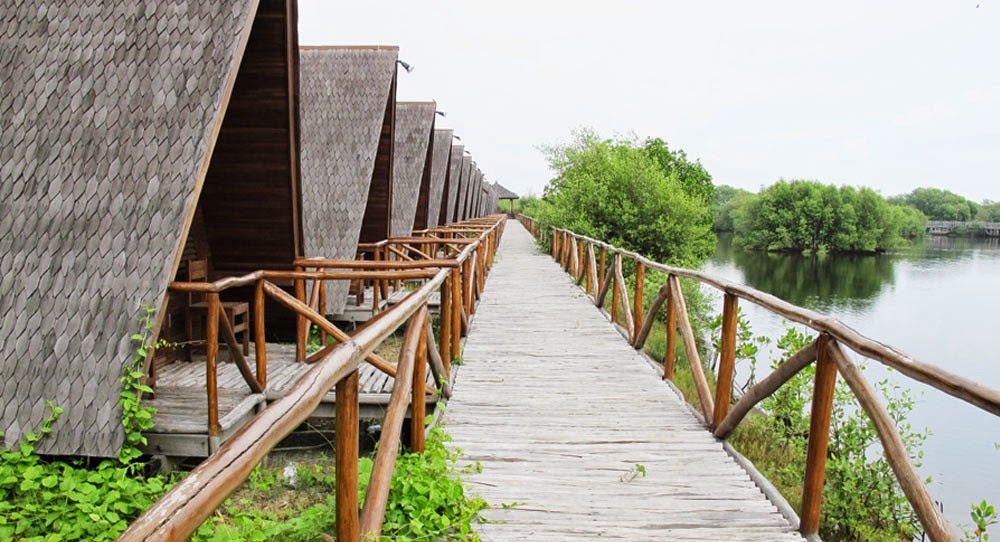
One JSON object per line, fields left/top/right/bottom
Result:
{"left": 586, "top": 243, "right": 598, "bottom": 298}
{"left": 451, "top": 268, "right": 462, "bottom": 355}
{"left": 294, "top": 275, "right": 306, "bottom": 362}
{"left": 613, "top": 254, "right": 634, "bottom": 340}
{"left": 599, "top": 247, "right": 606, "bottom": 287}
{"left": 206, "top": 293, "right": 220, "bottom": 437}
{"left": 800, "top": 333, "right": 837, "bottom": 537}
{"left": 668, "top": 276, "right": 714, "bottom": 419}
{"left": 611, "top": 254, "right": 620, "bottom": 325}
{"left": 664, "top": 275, "right": 678, "bottom": 380}
{"left": 254, "top": 280, "right": 267, "bottom": 389}
{"left": 318, "top": 280, "right": 327, "bottom": 346}
{"left": 633, "top": 262, "right": 645, "bottom": 343}
{"left": 440, "top": 275, "right": 452, "bottom": 376}
{"left": 336, "top": 369, "right": 360, "bottom": 542}
{"left": 411, "top": 313, "right": 428, "bottom": 453}
{"left": 712, "top": 294, "right": 738, "bottom": 430}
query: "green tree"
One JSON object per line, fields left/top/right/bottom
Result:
{"left": 976, "top": 200, "right": 1000, "bottom": 223}
{"left": 712, "top": 185, "right": 754, "bottom": 232}
{"left": 890, "top": 187, "right": 978, "bottom": 221}
{"left": 734, "top": 179, "right": 918, "bottom": 253}
{"left": 538, "top": 129, "right": 715, "bottom": 266}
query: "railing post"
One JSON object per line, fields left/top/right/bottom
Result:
{"left": 451, "top": 267, "right": 462, "bottom": 353}
{"left": 440, "top": 274, "right": 452, "bottom": 376}
{"left": 411, "top": 313, "right": 428, "bottom": 453}
{"left": 254, "top": 280, "right": 267, "bottom": 389}
{"left": 336, "top": 369, "right": 360, "bottom": 542}
{"left": 712, "top": 293, "right": 738, "bottom": 429}
{"left": 206, "top": 293, "right": 220, "bottom": 438}
{"left": 664, "top": 274, "right": 677, "bottom": 380}
{"left": 611, "top": 253, "right": 620, "bottom": 324}
{"left": 598, "top": 246, "right": 606, "bottom": 287}
{"left": 800, "top": 333, "right": 837, "bottom": 537}
{"left": 632, "top": 261, "right": 645, "bottom": 343}
{"left": 294, "top": 272, "right": 306, "bottom": 362}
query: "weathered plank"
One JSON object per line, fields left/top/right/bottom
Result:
{"left": 445, "top": 221, "right": 804, "bottom": 541}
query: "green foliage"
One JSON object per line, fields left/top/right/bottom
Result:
{"left": 976, "top": 201, "right": 1000, "bottom": 223}
{"left": 0, "top": 403, "right": 175, "bottom": 541}
{"left": 120, "top": 305, "right": 160, "bottom": 465}
{"left": 734, "top": 179, "right": 924, "bottom": 253}
{"left": 711, "top": 184, "right": 754, "bottom": 232}
{"left": 890, "top": 187, "right": 979, "bottom": 221}
{"left": 726, "top": 324, "right": 929, "bottom": 541}
{"left": 536, "top": 128, "right": 716, "bottom": 267}
{"left": 965, "top": 500, "right": 998, "bottom": 542}
{"left": 191, "top": 427, "right": 486, "bottom": 541}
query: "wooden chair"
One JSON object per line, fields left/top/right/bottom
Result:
{"left": 184, "top": 259, "right": 250, "bottom": 361}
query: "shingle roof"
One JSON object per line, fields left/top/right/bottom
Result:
{"left": 0, "top": 1, "right": 259, "bottom": 456}
{"left": 492, "top": 182, "right": 519, "bottom": 200}
{"left": 299, "top": 46, "right": 397, "bottom": 314}
{"left": 390, "top": 102, "right": 435, "bottom": 238}
{"left": 457, "top": 156, "right": 473, "bottom": 220}
{"left": 444, "top": 145, "right": 464, "bottom": 224}
{"left": 425, "top": 129, "right": 453, "bottom": 229}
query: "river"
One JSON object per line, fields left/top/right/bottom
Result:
{"left": 701, "top": 233, "right": 1000, "bottom": 532}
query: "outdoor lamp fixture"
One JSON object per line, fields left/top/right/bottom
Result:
{"left": 452, "top": 134, "right": 462, "bottom": 140}
{"left": 396, "top": 59, "right": 414, "bottom": 73}
{"left": 435, "top": 110, "right": 446, "bottom": 117}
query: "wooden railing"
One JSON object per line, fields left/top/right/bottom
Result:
{"left": 535, "top": 222, "right": 1000, "bottom": 542}
{"left": 123, "top": 215, "right": 505, "bottom": 541}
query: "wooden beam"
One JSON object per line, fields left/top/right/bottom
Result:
{"left": 800, "top": 333, "right": 837, "bottom": 536}
{"left": 712, "top": 294, "right": 738, "bottom": 430}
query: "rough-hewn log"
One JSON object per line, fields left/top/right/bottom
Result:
{"left": 425, "top": 318, "right": 452, "bottom": 398}
{"left": 217, "top": 309, "right": 263, "bottom": 394}
{"left": 613, "top": 254, "right": 634, "bottom": 342}
{"left": 800, "top": 334, "right": 837, "bottom": 536}
{"left": 254, "top": 280, "right": 266, "bottom": 388}
{"left": 336, "top": 369, "right": 360, "bottom": 542}
{"left": 828, "top": 341, "right": 955, "bottom": 541}
{"left": 714, "top": 339, "right": 818, "bottom": 440}
{"left": 668, "top": 275, "right": 714, "bottom": 420}
{"left": 634, "top": 282, "right": 669, "bottom": 350}
{"left": 712, "top": 294, "right": 738, "bottom": 430}
{"left": 664, "top": 278, "right": 678, "bottom": 380}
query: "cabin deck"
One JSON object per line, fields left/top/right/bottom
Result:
{"left": 444, "top": 221, "right": 805, "bottom": 541}
{"left": 143, "top": 343, "right": 438, "bottom": 457}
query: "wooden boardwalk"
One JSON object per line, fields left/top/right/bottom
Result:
{"left": 445, "top": 221, "right": 804, "bottom": 541}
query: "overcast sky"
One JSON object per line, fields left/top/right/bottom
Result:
{"left": 299, "top": 1, "right": 1000, "bottom": 202}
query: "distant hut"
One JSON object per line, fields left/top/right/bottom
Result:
{"left": 492, "top": 182, "right": 520, "bottom": 215}
{"left": 443, "top": 145, "right": 464, "bottom": 225}
{"left": 0, "top": 1, "right": 302, "bottom": 456}
{"left": 455, "top": 155, "right": 473, "bottom": 222}
{"left": 423, "top": 129, "right": 453, "bottom": 229}
{"left": 299, "top": 46, "right": 398, "bottom": 315}
{"left": 391, "top": 102, "right": 436, "bottom": 237}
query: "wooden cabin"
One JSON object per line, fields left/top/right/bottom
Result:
{"left": 455, "top": 155, "right": 474, "bottom": 222}
{"left": 443, "top": 145, "right": 464, "bottom": 225}
{"left": 0, "top": 0, "right": 300, "bottom": 457}
{"left": 425, "top": 129, "right": 454, "bottom": 229}
{"left": 298, "top": 45, "right": 398, "bottom": 316}
{"left": 391, "top": 102, "right": 436, "bottom": 237}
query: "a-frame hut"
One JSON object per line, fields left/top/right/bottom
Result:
{"left": 0, "top": 1, "right": 302, "bottom": 456}
{"left": 493, "top": 182, "right": 519, "bottom": 215}
{"left": 443, "top": 145, "right": 464, "bottom": 225}
{"left": 391, "top": 102, "right": 436, "bottom": 238}
{"left": 423, "top": 129, "right": 453, "bottom": 229}
{"left": 454, "top": 155, "right": 473, "bottom": 222}
{"left": 299, "top": 46, "right": 398, "bottom": 315}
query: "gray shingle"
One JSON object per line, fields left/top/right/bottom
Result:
{"left": 0, "top": 0, "right": 258, "bottom": 456}
{"left": 444, "top": 145, "right": 463, "bottom": 225}
{"left": 390, "top": 102, "right": 434, "bottom": 238}
{"left": 299, "top": 46, "right": 398, "bottom": 314}
{"left": 426, "top": 129, "right": 453, "bottom": 229}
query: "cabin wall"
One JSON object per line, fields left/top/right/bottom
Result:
{"left": 198, "top": 0, "right": 302, "bottom": 276}
{"left": 359, "top": 74, "right": 396, "bottom": 244}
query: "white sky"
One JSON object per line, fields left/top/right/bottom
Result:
{"left": 299, "top": 1, "right": 1000, "bottom": 202}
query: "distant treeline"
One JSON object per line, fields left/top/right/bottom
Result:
{"left": 713, "top": 182, "right": 1000, "bottom": 254}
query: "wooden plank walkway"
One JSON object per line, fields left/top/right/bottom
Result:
{"left": 445, "top": 221, "right": 804, "bottom": 541}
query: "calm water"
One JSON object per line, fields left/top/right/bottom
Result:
{"left": 702, "top": 234, "right": 1000, "bottom": 530}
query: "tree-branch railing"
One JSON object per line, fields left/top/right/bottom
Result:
{"left": 533, "top": 223, "right": 1000, "bottom": 541}
{"left": 126, "top": 216, "right": 506, "bottom": 541}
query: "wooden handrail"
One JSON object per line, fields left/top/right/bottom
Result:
{"left": 544, "top": 224, "right": 996, "bottom": 540}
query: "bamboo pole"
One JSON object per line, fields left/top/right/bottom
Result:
{"left": 827, "top": 342, "right": 955, "bottom": 541}
{"left": 800, "top": 333, "right": 837, "bottom": 536}
{"left": 668, "top": 275, "right": 714, "bottom": 419}
{"left": 712, "top": 294, "right": 738, "bottom": 430}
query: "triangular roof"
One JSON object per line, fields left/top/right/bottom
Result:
{"left": 492, "top": 182, "right": 519, "bottom": 200}
{"left": 425, "top": 129, "right": 453, "bottom": 229}
{"left": 0, "top": 1, "right": 273, "bottom": 456}
{"left": 299, "top": 45, "right": 398, "bottom": 313}
{"left": 456, "top": 155, "right": 473, "bottom": 221}
{"left": 391, "top": 102, "right": 435, "bottom": 238}
{"left": 444, "top": 145, "right": 464, "bottom": 225}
